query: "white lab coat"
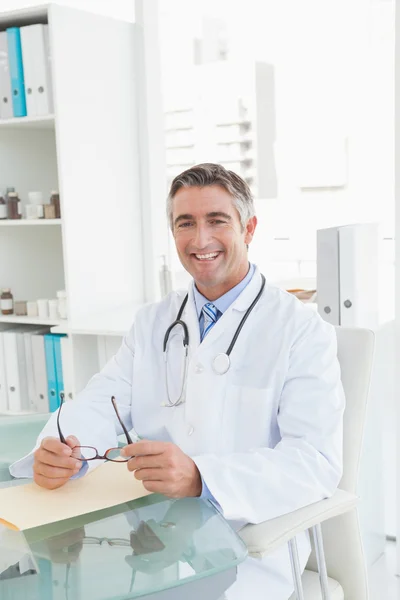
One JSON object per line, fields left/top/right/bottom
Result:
{"left": 11, "top": 267, "right": 345, "bottom": 600}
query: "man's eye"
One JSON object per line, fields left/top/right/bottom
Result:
{"left": 210, "top": 220, "right": 225, "bottom": 225}
{"left": 178, "top": 222, "right": 192, "bottom": 228}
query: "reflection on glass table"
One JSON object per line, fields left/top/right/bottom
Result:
{"left": 0, "top": 487, "right": 247, "bottom": 600}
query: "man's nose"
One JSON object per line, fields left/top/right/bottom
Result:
{"left": 192, "top": 224, "right": 212, "bottom": 250}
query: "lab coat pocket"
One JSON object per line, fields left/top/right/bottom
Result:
{"left": 224, "top": 384, "right": 276, "bottom": 452}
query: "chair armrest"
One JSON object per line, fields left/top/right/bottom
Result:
{"left": 238, "top": 488, "right": 358, "bottom": 558}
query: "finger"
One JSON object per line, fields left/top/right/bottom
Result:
{"left": 65, "top": 437, "right": 84, "bottom": 460}
{"left": 121, "top": 440, "right": 168, "bottom": 458}
{"left": 36, "top": 448, "right": 82, "bottom": 471}
{"left": 65, "top": 436, "right": 80, "bottom": 448}
{"left": 34, "top": 462, "right": 81, "bottom": 480}
{"left": 33, "top": 472, "right": 70, "bottom": 490}
{"left": 41, "top": 437, "right": 73, "bottom": 457}
{"left": 132, "top": 468, "right": 164, "bottom": 481}
{"left": 127, "top": 455, "right": 164, "bottom": 471}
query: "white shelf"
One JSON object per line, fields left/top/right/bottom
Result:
{"left": 0, "top": 219, "right": 61, "bottom": 226}
{"left": 0, "top": 114, "right": 55, "bottom": 130}
{"left": 50, "top": 303, "right": 142, "bottom": 336}
{"left": 0, "top": 315, "right": 64, "bottom": 326}
{"left": 0, "top": 410, "right": 38, "bottom": 417}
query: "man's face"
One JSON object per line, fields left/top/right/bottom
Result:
{"left": 171, "top": 185, "right": 257, "bottom": 299}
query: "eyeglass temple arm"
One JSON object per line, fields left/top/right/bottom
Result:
{"left": 57, "top": 392, "right": 67, "bottom": 444}
{"left": 111, "top": 397, "right": 133, "bottom": 444}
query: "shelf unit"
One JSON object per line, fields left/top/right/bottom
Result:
{"left": 0, "top": 315, "right": 63, "bottom": 326}
{"left": 0, "top": 3, "right": 150, "bottom": 407}
{"left": 0, "top": 219, "right": 61, "bottom": 226}
{"left": 0, "top": 114, "right": 54, "bottom": 130}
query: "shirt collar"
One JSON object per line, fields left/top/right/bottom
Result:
{"left": 193, "top": 263, "right": 256, "bottom": 319}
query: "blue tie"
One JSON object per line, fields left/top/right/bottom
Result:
{"left": 201, "top": 302, "right": 219, "bottom": 341}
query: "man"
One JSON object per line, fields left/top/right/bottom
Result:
{"left": 11, "top": 163, "right": 345, "bottom": 599}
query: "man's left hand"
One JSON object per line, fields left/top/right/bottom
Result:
{"left": 121, "top": 441, "right": 202, "bottom": 498}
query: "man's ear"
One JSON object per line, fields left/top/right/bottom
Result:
{"left": 244, "top": 216, "right": 257, "bottom": 245}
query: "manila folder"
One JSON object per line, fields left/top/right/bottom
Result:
{"left": 0, "top": 461, "right": 151, "bottom": 531}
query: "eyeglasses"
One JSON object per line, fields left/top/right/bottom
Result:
{"left": 57, "top": 393, "right": 133, "bottom": 462}
{"left": 66, "top": 536, "right": 132, "bottom": 552}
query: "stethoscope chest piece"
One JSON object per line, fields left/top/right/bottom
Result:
{"left": 212, "top": 353, "right": 231, "bottom": 375}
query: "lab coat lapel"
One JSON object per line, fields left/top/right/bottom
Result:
{"left": 197, "top": 267, "right": 264, "bottom": 352}
{"left": 185, "top": 283, "right": 201, "bottom": 353}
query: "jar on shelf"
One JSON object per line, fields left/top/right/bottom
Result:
{"left": 0, "top": 191, "right": 7, "bottom": 220}
{"left": 57, "top": 290, "right": 68, "bottom": 319}
{"left": 7, "top": 191, "right": 21, "bottom": 220}
{"left": 48, "top": 299, "right": 58, "bottom": 320}
{"left": 27, "top": 191, "right": 44, "bottom": 219}
{"left": 14, "top": 300, "right": 27, "bottom": 316}
{"left": 1, "top": 289, "right": 13, "bottom": 315}
{"left": 44, "top": 205, "right": 56, "bottom": 219}
{"left": 50, "top": 190, "right": 61, "bottom": 219}
{"left": 27, "top": 301, "right": 38, "bottom": 317}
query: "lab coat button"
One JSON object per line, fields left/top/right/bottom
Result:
{"left": 194, "top": 364, "right": 204, "bottom": 374}
{"left": 188, "top": 426, "right": 194, "bottom": 436}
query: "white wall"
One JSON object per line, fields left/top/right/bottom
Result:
{"left": 0, "top": 0, "right": 134, "bottom": 21}
{"left": 161, "top": 1, "right": 394, "bottom": 322}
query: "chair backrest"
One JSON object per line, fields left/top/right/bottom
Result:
{"left": 307, "top": 326, "right": 375, "bottom": 600}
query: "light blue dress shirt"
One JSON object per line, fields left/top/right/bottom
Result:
{"left": 193, "top": 263, "right": 256, "bottom": 507}
{"left": 193, "top": 263, "right": 255, "bottom": 336}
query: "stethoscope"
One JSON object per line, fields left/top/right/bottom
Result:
{"left": 162, "top": 274, "right": 266, "bottom": 407}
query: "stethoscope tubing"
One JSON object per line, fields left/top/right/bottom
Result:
{"left": 163, "top": 274, "right": 266, "bottom": 406}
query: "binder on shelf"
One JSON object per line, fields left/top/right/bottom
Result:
{"left": 0, "top": 331, "right": 8, "bottom": 412}
{"left": 3, "top": 328, "right": 29, "bottom": 412}
{"left": 53, "top": 334, "right": 66, "bottom": 404}
{"left": 44, "top": 334, "right": 58, "bottom": 412}
{"left": 24, "top": 327, "right": 50, "bottom": 413}
{"left": 0, "top": 31, "right": 13, "bottom": 119}
{"left": 316, "top": 227, "right": 340, "bottom": 326}
{"left": 31, "top": 332, "right": 50, "bottom": 414}
{"left": 338, "top": 224, "right": 379, "bottom": 328}
{"left": 20, "top": 24, "right": 53, "bottom": 117}
{"left": 6, "top": 27, "right": 27, "bottom": 118}
{"left": 60, "top": 336, "right": 74, "bottom": 400}
{"left": 317, "top": 224, "right": 379, "bottom": 328}
{"left": 24, "top": 330, "right": 37, "bottom": 412}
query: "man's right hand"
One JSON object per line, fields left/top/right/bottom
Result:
{"left": 33, "top": 436, "right": 83, "bottom": 490}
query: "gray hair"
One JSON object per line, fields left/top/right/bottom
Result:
{"left": 166, "top": 163, "right": 255, "bottom": 230}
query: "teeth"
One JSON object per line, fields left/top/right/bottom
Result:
{"left": 195, "top": 252, "right": 220, "bottom": 260}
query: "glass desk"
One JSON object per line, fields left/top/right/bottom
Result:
{"left": 0, "top": 478, "right": 247, "bottom": 600}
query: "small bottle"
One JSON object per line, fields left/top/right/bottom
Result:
{"left": 50, "top": 190, "right": 61, "bottom": 219}
{"left": 7, "top": 191, "right": 21, "bottom": 220}
{"left": 44, "top": 204, "right": 56, "bottom": 219}
{"left": 1, "top": 289, "right": 13, "bottom": 315}
{"left": 0, "top": 191, "right": 7, "bottom": 219}
{"left": 27, "top": 300, "right": 38, "bottom": 317}
{"left": 37, "top": 299, "right": 49, "bottom": 319}
{"left": 27, "top": 191, "right": 44, "bottom": 219}
{"left": 159, "top": 255, "right": 172, "bottom": 297}
{"left": 57, "top": 290, "right": 68, "bottom": 319}
{"left": 48, "top": 299, "right": 58, "bottom": 320}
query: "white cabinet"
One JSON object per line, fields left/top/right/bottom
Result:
{"left": 0, "top": 3, "right": 161, "bottom": 403}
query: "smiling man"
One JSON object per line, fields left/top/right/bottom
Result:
{"left": 11, "top": 163, "right": 345, "bottom": 600}
{"left": 172, "top": 182, "right": 256, "bottom": 300}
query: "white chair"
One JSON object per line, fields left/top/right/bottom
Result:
{"left": 239, "top": 327, "right": 375, "bottom": 599}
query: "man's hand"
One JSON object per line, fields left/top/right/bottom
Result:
{"left": 121, "top": 441, "right": 202, "bottom": 499}
{"left": 33, "top": 436, "right": 83, "bottom": 490}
